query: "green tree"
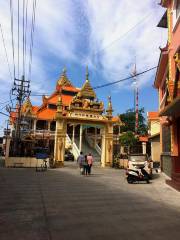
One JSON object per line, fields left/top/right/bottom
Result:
{"left": 119, "top": 131, "right": 138, "bottom": 153}
{"left": 120, "top": 108, "right": 147, "bottom": 135}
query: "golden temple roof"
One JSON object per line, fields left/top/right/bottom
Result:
{"left": 57, "top": 68, "right": 73, "bottom": 87}
{"left": 77, "top": 66, "right": 96, "bottom": 99}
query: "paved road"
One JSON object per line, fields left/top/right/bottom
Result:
{"left": 0, "top": 163, "right": 180, "bottom": 240}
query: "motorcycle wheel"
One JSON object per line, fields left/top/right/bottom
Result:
{"left": 127, "top": 175, "right": 134, "bottom": 184}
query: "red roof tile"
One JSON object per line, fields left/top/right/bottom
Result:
{"left": 147, "top": 112, "right": 159, "bottom": 120}
{"left": 37, "top": 108, "right": 56, "bottom": 120}
{"left": 48, "top": 94, "right": 73, "bottom": 106}
{"left": 139, "top": 136, "right": 148, "bottom": 142}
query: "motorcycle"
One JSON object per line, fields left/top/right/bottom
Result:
{"left": 126, "top": 165, "right": 150, "bottom": 184}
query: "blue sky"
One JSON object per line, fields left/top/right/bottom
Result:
{"left": 0, "top": 0, "right": 167, "bottom": 135}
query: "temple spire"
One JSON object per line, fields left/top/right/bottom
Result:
{"left": 56, "top": 67, "right": 72, "bottom": 87}
{"left": 62, "top": 67, "right": 67, "bottom": 76}
{"left": 106, "top": 96, "right": 113, "bottom": 119}
{"left": 86, "top": 66, "right": 89, "bottom": 81}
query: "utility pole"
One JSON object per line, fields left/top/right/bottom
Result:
{"left": 12, "top": 75, "right": 30, "bottom": 155}
{"left": 131, "top": 63, "right": 139, "bottom": 134}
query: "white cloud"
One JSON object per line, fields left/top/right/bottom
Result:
{"left": 0, "top": 0, "right": 167, "bottom": 133}
{"left": 84, "top": 0, "right": 167, "bottom": 88}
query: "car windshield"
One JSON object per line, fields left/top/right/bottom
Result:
{"left": 129, "top": 155, "right": 147, "bottom": 162}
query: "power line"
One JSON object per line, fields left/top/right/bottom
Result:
{"left": 0, "top": 99, "right": 16, "bottom": 106}
{"left": 28, "top": 0, "right": 37, "bottom": 81}
{"left": 93, "top": 66, "right": 157, "bottom": 89}
{"left": 29, "top": 66, "right": 157, "bottom": 96}
{"left": 9, "top": 0, "right": 16, "bottom": 81}
{"left": 24, "top": 0, "right": 29, "bottom": 77}
{"left": 23, "top": 0, "right": 25, "bottom": 76}
{"left": 17, "top": 0, "right": 20, "bottom": 78}
{"left": 0, "top": 23, "right": 13, "bottom": 81}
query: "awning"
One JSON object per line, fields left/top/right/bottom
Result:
{"left": 148, "top": 133, "right": 160, "bottom": 140}
{"left": 159, "top": 96, "right": 180, "bottom": 117}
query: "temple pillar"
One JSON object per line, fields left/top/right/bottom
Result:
{"left": 101, "top": 123, "right": 113, "bottom": 167}
{"left": 5, "top": 137, "right": 11, "bottom": 159}
{"left": 48, "top": 121, "right": 51, "bottom": 131}
{"left": 94, "top": 127, "right": 97, "bottom": 147}
{"left": 142, "top": 142, "right": 147, "bottom": 154}
{"left": 72, "top": 124, "right": 75, "bottom": 144}
{"left": 54, "top": 119, "right": 67, "bottom": 167}
{"left": 79, "top": 124, "right": 83, "bottom": 152}
{"left": 33, "top": 119, "right": 37, "bottom": 132}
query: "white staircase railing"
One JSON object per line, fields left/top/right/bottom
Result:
{"left": 66, "top": 134, "right": 72, "bottom": 148}
{"left": 84, "top": 133, "right": 101, "bottom": 156}
{"left": 95, "top": 143, "right": 101, "bottom": 155}
{"left": 66, "top": 134, "right": 80, "bottom": 160}
{"left": 72, "top": 142, "right": 80, "bottom": 160}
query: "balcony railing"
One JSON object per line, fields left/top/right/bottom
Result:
{"left": 20, "top": 129, "right": 55, "bottom": 137}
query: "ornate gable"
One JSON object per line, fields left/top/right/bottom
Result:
{"left": 77, "top": 67, "right": 96, "bottom": 99}
{"left": 57, "top": 68, "right": 73, "bottom": 88}
{"left": 22, "top": 98, "right": 33, "bottom": 116}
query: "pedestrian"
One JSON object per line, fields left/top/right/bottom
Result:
{"left": 84, "top": 155, "right": 88, "bottom": 176}
{"left": 87, "top": 153, "right": 93, "bottom": 175}
{"left": 77, "top": 151, "right": 85, "bottom": 175}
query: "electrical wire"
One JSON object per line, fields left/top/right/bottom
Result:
{"left": 28, "top": 0, "right": 37, "bottom": 81}
{"left": 30, "top": 66, "right": 157, "bottom": 96}
{"left": 23, "top": 0, "right": 25, "bottom": 76}
{"left": 93, "top": 66, "right": 157, "bottom": 89}
{"left": 0, "top": 99, "right": 16, "bottom": 105}
{"left": 9, "top": 0, "right": 16, "bottom": 81}
{"left": 24, "top": 0, "right": 29, "bottom": 77}
{"left": 17, "top": 0, "right": 19, "bottom": 78}
{"left": 0, "top": 23, "right": 13, "bottom": 81}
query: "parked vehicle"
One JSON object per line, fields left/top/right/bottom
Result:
{"left": 126, "top": 165, "right": 150, "bottom": 184}
{"left": 128, "top": 154, "right": 152, "bottom": 176}
{"left": 64, "top": 150, "right": 74, "bottom": 161}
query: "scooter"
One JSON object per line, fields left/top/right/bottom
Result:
{"left": 126, "top": 165, "right": 150, "bottom": 184}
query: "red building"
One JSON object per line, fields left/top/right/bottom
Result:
{"left": 154, "top": 0, "right": 180, "bottom": 190}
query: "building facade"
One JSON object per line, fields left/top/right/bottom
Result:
{"left": 147, "top": 112, "right": 160, "bottom": 165}
{"left": 8, "top": 68, "right": 122, "bottom": 167}
{"left": 155, "top": 0, "right": 180, "bottom": 190}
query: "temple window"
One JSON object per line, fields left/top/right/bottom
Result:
{"left": 48, "top": 104, "right": 57, "bottom": 109}
{"left": 36, "top": 120, "right": 48, "bottom": 130}
{"left": 50, "top": 121, "right": 56, "bottom": 131}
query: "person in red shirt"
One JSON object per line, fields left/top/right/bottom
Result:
{"left": 87, "top": 153, "right": 93, "bottom": 175}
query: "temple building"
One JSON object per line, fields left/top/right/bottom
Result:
{"left": 7, "top": 68, "right": 122, "bottom": 167}
{"left": 154, "top": 0, "right": 180, "bottom": 190}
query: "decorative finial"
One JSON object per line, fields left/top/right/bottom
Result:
{"left": 62, "top": 67, "right": 67, "bottom": 76}
{"left": 106, "top": 95, "right": 113, "bottom": 119}
{"left": 86, "top": 66, "right": 89, "bottom": 81}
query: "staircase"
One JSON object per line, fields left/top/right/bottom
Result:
{"left": 66, "top": 133, "right": 101, "bottom": 162}
{"left": 74, "top": 135, "right": 101, "bottom": 162}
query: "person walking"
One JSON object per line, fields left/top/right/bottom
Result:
{"left": 77, "top": 151, "right": 85, "bottom": 175}
{"left": 87, "top": 153, "right": 93, "bottom": 175}
{"left": 84, "top": 155, "right": 88, "bottom": 176}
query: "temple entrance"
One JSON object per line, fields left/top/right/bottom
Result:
{"left": 65, "top": 123, "right": 102, "bottom": 164}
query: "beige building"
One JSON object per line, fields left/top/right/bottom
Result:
{"left": 148, "top": 112, "right": 160, "bottom": 165}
